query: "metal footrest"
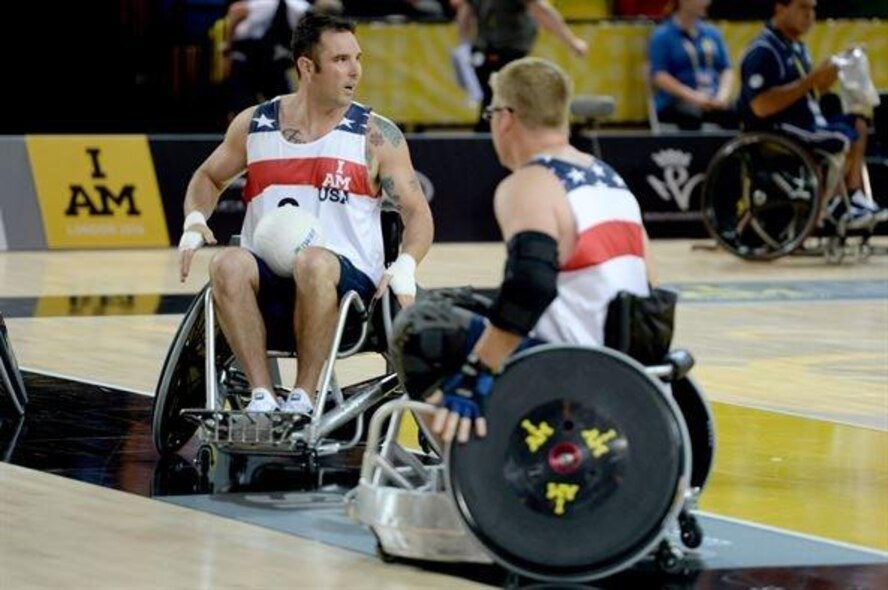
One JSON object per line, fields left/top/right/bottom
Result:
{"left": 182, "top": 409, "right": 310, "bottom": 452}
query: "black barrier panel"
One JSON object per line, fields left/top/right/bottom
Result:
{"left": 148, "top": 132, "right": 887, "bottom": 245}
{"left": 408, "top": 136, "right": 507, "bottom": 242}
{"left": 585, "top": 132, "right": 736, "bottom": 239}
{"left": 150, "top": 138, "right": 246, "bottom": 247}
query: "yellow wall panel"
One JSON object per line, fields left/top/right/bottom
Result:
{"left": 26, "top": 136, "right": 169, "bottom": 249}
{"left": 356, "top": 20, "right": 888, "bottom": 125}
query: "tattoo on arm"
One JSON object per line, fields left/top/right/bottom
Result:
{"left": 381, "top": 175, "right": 402, "bottom": 211}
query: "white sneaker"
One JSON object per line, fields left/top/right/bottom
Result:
{"left": 850, "top": 190, "right": 888, "bottom": 223}
{"left": 280, "top": 388, "right": 314, "bottom": 415}
{"left": 245, "top": 388, "right": 280, "bottom": 412}
{"left": 826, "top": 195, "right": 874, "bottom": 230}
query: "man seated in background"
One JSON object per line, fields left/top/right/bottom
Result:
{"left": 649, "top": 0, "right": 735, "bottom": 130}
{"left": 737, "top": 0, "right": 887, "bottom": 226}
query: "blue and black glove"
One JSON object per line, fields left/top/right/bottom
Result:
{"left": 440, "top": 353, "right": 497, "bottom": 419}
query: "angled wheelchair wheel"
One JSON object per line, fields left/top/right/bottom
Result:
{"left": 672, "top": 376, "right": 715, "bottom": 492}
{"left": 702, "top": 132, "right": 822, "bottom": 260}
{"left": 0, "top": 313, "right": 28, "bottom": 417}
{"left": 152, "top": 285, "right": 231, "bottom": 454}
{"left": 448, "top": 345, "right": 689, "bottom": 582}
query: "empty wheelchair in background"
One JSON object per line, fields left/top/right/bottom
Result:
{"left": 151, "top": 212, "right": 407, "bottom": 489}
{"left": 349, "top": 289, "right": 715, "bottom": 583}
{"left": 701, "top": 130, "right": 885, "bottom": 263}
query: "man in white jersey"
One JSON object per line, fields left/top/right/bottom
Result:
{"left": 401, "top": 57, "right": 655, "bottom": 443}
{"left": 178, "top": 13, "right": 434, "bottom": 415}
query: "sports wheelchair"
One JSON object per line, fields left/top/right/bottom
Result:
{"left": 349, "top": 292, "right": 715, "bottom": 583}
{"left": 701, "top": 130, "right": 886, "bottom": 263}
{"left": 151, "top": 212, "right": 408, "bottom": 483}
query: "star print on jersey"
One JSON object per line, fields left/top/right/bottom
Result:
{"left": 533, "top": 156, "right": 627, "bottom": 190}
{"left": 567, "top": 168, "right": 587, "bottom": 184}
{"left": 253, "top": 113, "right": 275, "bottom": 129}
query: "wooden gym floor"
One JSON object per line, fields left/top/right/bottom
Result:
{"left": 0, "top": 239, "right": 886, "bottom": 588}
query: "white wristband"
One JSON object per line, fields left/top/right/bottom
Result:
{"left": 183, "top": 211, "right": 207, "bottom": 230}
{"left": 179, "top": 211, "right": 208, "bottom": 251}
{"left": 385, "top": 253, "right": 417, "bottom": 297}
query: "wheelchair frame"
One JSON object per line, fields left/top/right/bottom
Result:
{"left": 348, "top": 345, "right": 713, "bottom": 582}
{"left": 701, "top": 131, "right": 885, "bottom": 263}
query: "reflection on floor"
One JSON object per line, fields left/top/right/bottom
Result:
{"left": 3, "top": 372, "right": 886, "bottom": 589}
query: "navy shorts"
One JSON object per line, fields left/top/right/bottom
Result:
{"left": 250, "top": 251, "right": 376, "bottom": 351}
{"left": 779, "top": 114, "right": 861, "bottom": 155}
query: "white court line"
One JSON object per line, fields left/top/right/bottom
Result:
{"left": 711, "top": 395, "right": 888, "bottom": 432}
{"left": 20, "top": 366, "right": 153, "bottom": 397}
{"left": 698, "top": 510, "right": 888, "bottom": 558}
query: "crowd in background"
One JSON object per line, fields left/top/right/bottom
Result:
{"left": 3, "top": 0, "right": 885, "bottom": 134}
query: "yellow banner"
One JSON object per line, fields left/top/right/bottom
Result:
{"left": 26, "top": 135, "right": 169, "bottom": 249}
{"left": 355, "top": 20, "right": 888, "bottom": 124}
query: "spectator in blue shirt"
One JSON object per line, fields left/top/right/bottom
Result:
{"left": 737, "top": 0, "right": 885, "bottom": 226}
{"left": 649, "top": 0, "right": 735, "bottom": 130}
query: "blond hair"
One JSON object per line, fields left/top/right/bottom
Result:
{"left": 490, "top": 57, "right": 572, "bottom": 130}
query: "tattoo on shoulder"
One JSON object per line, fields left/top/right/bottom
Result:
{"left": 368, "top": 129, "right": 385, "bottom": 148}
{"left": 371, "top": 115, "right": 403, "bottom": 148}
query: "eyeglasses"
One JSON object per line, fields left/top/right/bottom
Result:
{"left": 482, "top": 105, "right": 513, "bottom": 121}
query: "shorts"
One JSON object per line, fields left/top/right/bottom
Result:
{"left": 778, "top": 114, "right": 861, "bottom": 155}
{"left": 251, "top": 251, "right": 376, "bottom": 351}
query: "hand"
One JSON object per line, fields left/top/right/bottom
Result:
{"left": 709, "top": 96, "right": 731, "bottom": 111}
{"left": 374, "top": 253, "right": 416, "bottom": 308}
{"left": 690, "top": 91, "right": 716, "bottom": 111}
{"left": 178, "top": 212, "right": 216, "bottom": 283}
{"left": 429, "top": 354, "right": 496, "bottom": 443}
{"left": 570, "top": 37, "right": 588, "bottom": 58}
{"left": 810, "top": 60, "right": 839, "bottom": 93}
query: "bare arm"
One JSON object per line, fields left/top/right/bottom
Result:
{"left": 368, "top": 114, "right": 434, "bottom": 302}
{"left": 751, "top": 60, "right": 837, "bottom": 119}
{"left": 450, "top": 0, "right": 477, "bottom": 44}
{"left": 527, "top": 0, "right": 588, "bottom": 57}
{"left": 225, "top": 1, "right": 249, "bottom": 45}
{"left": 715, "top": 68, "right": 734, "bottom": 106}
{"left": 472, "top": 168, "right": 562, "bottom": 371}
{"left": 179, "top": 107, "right": 252, "bottom": 281}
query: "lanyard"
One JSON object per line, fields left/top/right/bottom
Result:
{"left": 679, "top": 31, "right": 715, "bottom": 73}
{"left": 789, "top": 48, "right": 818, "bottom": 100}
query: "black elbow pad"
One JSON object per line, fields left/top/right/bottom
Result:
{"left": 488, "top": 231, "right": 559, "bottom": 335}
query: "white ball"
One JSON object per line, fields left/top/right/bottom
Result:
{"left": 252, "top": 206, "right": 325, "bottom": 277}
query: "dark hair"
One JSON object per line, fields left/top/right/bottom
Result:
{"left": 290, "top": 12, "right": 356, "bottom": 72}
{"left": 774, "top": 0, "right": 793, "bottom": 9}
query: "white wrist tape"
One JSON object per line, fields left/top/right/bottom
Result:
{"left": 183, "top": 211, "right": 207, "bottom": 230}
{"left": 178, "top": 231, "right": 205, "bottom": 251}
{"left": 385, "top": 253, "right": 417, "bottom": 297}
{"left": 179, "top": 211, "right": 208, "bottom": 251}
